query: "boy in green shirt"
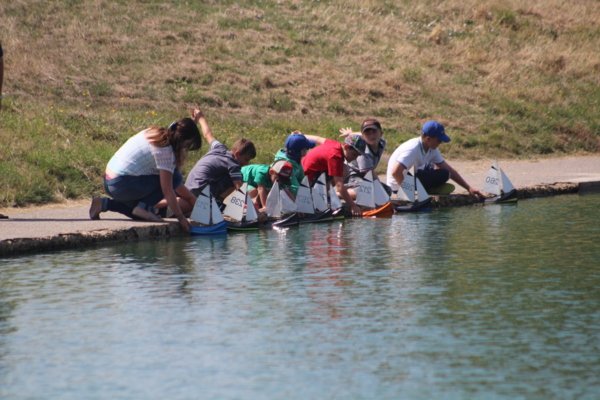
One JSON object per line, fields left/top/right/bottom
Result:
{"left": 272, "top": 131, "right": 316, "bottom": 195}
{"left": 242, "top": 160, "right": 294, "bottom": 212}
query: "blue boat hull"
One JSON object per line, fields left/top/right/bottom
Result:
{"left": 189, "top": 220, "right": 229, "bottom": 236}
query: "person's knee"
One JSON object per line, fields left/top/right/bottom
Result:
{"left": 439, "top": 169, "right": 450, "bottom": 182}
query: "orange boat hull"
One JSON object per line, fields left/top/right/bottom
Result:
{"left": 361, "top": 202, "right": 394, "bottom": 218}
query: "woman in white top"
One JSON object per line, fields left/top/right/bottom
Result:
{"left": 89, "top": 115, "right": 201, "bottom": 232}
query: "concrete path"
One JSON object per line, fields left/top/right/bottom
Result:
{"left": 1, "top": 155, "right": 599, "bottom": 257}
{"left": 449, "top": 155, "right": 600, "bottom": 192}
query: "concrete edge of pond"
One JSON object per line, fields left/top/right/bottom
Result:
{"left": 434, "top": 181, "right": 581, "bottom": 207}
{"left": 0, "top": 221, "right": 183, "bottom": 258}
{"left": 0, "top": 181, "right": 595, "bottom": 258}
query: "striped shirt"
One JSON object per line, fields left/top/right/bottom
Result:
{"left": 107, "top": 130, "right": 176, "bottom": 176}
{"left": 346, "top": 138, "right": 386, "bottom": 177}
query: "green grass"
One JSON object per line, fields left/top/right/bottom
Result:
{"left": 0, "top": 0, "right": 598, "bottom": 207}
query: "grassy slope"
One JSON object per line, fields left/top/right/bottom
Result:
{"left": 0, "top": 0, "right": 598, "bottom": 206}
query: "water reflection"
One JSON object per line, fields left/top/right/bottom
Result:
{"left": 303, "top": 222, "right": 347, "bottom": 320}
{"left": 0, "top": 195, "right": 599, "bottom": 399}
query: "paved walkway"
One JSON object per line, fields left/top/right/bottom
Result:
{"left": 1, "top": 155, "right": 599, "bottom": 256}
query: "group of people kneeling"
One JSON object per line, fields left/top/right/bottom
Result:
{"left": 89, "top": 107, "right": 483, "bottom": 232}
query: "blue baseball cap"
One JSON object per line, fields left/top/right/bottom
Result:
{"left": 284, "top": 131, "right": 316, "bottom": 161}
{"left": 422, "top": 120, "right": 451, "bottom": 143}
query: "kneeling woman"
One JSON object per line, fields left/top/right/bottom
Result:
{"left": 89, "top": 116, "right": 201, "bottom": 232}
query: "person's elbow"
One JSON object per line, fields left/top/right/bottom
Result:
{"left": 392, "top": 169, "right": 403, "bottom": 184}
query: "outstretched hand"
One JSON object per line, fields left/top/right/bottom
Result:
{"left": 468, "top": 187, "right": 485, "bottom": 199}
{"left": 350, "top": 203, "right": 362, "bottom": 217}
{"left": 339, "top": 127, "right": 354, "bottom": 138}
{"left": 191, "top": 108, "right": 204, "bottom": 122}
{"left": 178, "top": 215, "right": 191, "bottom": 233}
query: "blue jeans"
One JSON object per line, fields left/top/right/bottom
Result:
{"left": 103, "top": 170, "right": 183, "bottom": 218}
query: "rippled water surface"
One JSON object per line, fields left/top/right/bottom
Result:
{"left": 1, "top": 194, "right": 600, "bottom": 399}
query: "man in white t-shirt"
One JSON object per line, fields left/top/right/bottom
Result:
{"left": 386, "top": 120, "right": 483, "bottom": 197}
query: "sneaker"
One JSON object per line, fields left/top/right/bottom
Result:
{"left": 428, "top": 183, "right": 455, "bottom": 195}
{"left": 89, "top": 197, "right": 103, "bottom": 220}
{"left": 132, "top": 206, "right": 163, "bottom": 222}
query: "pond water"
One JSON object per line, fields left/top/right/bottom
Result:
{"left": 1, "top": 194, "right": 599, "bottom": 399}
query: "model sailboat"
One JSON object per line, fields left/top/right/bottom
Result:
{"left": 266, "top": 181, "right": 297, "bottom": 218}
{"left": 296, "top": 173, "right": 342, "bottom": 223}
{"left": 189, "top": 186, "right": 228, "bottom": 235}
{"left": 222, "top": 183, "right": 260, "bottom": 231}
{"left": 264, "top": 181, "right": 300, "bottom": 227}
{"left": 483, "top": 161, "right": 517, "bottom": 203}
{"left": 311, "top": 173, "right": 329, "bottom": 214}
{"left": 296, "top": 176, "right": 315, "bottom": 214}
{"left": 355, "top": 171, "right": 394, "bottom": 218}
{"left": 393, "top": 171, "right": 432, "bottom": 212}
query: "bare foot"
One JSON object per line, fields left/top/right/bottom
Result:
{"left": 132, "top": 206, "right": 163, "bottom": 222}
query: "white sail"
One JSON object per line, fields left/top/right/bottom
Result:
{"left": 210, "top": 197, "right": 224, "bottom": 224}
{"left": 329, "top": 185, "right": 342, "bottom": 210}
{"left": 483, "top": 162, "right": 501, "bottom": 195}
{"left": 415, "top": 176, "right": 430, "bottom": 202}
{"left": 223, "top": 187, "right": 246, "bottom": 222}
{"left": 190, "top": 186, "right": 212, "bottom": 225}
{"left": 295, "top": 176, "right": 315, "bottom": 214}
{"left": 281, "top": 190, "right": 297, "bottom": 214}
{"left": 312, "top": 173, "right": 329, "bottom": 212}
{"left": 373, "top": 177, "right": 390, "bottom": 206}
{"left": 244, "top": 193, "right": 258, "bottom": 222}
{"left": 500, "top": 169, "right": 515, "bottom": 194}
{"left": 266, "top": 181, "right": 282, "bottom": 218}
{"left": 356, "top": 171, "right": 375, "bottom": 208}
{"left": 396, "top": 171, "right": 416, "bottom": 202}
{"left": 240, "top": 182, "right": 249, "bottom": 194}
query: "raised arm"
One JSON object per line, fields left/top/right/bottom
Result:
{"left": 338, "top": 127, "right": 358, "bottom": 138}
{"left": 192, "top": 108, "right": 216, "bottom": 145}
{"left": 304, "top": 134, "right": 327, "bottom": 146}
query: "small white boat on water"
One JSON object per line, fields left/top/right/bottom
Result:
{"left": 222, "top": 183, "right": 260, "bottom": 230}
{"left": 263, "top": 181, "right": 302, "bottom": 228}
{"left": 296, "top": 173, "right": 343, "bottom": 223}
{"left": 393, "top": 171, "right": 432, "bottom": 212}
{"left": 189, "top": 186, "right": 228, "bottom": 235}
{"left": 355, "top": 171, "right": 393, "bottom": 218}
{"left": 483, "top": 161, "right": 518, "bottom": 203}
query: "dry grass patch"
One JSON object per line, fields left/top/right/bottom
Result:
{"left": 0, "top": 0, "right": 598, "bottom": 206}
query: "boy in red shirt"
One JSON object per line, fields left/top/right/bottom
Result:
{"left": 302, "top": 134, "right": 366, "bottom": 217}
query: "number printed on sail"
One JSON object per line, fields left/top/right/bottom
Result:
{"left": 230, "top": 196, "right": 244, "bottom": 206}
